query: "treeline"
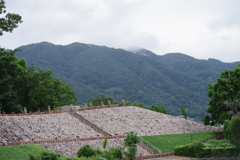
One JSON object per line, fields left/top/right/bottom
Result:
{"left": 0, "top": 48, "right": 78, "bottom": 113}
{"left": 88, "top": 94, "right": 167, "bottom": 114}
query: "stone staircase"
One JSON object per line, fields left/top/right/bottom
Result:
{"left": 69, "top": 112, "right": 112, "bottom": 137}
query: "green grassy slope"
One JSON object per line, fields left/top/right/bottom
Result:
{"left": 142, "top": 132, "right": 222, "bottom": 153}
{"left": 0, "top": 144, "right": 67, "bottom": 160}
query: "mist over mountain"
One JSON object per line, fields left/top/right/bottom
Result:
{"left": 15, "top": 42, "right": 239, "bottom": 118}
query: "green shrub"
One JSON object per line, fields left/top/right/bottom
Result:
{"left": 76, "top": 145, "right": 123, "bottom": 160}
{"left": 123, "top": 146, "right": 138, "bottom": 160}
{"left": 224, "top": 120, "right": 233, "bottom": 140}
{"left": 124, "top": 131, "right": 140, "bottom": 147}
{"left": 76, "top": 148, "right": 122, "bottom": 160}
{"left": 124, "top": 101, "right": 145, "bottom": 108}
{"left": 29, "top": 151, "right": 60, "bottom": 160}
{"left": 149, "top": 105, "right": 166, "bottom": 114}
{"left": 199, "top": 147, "right": 238, "bottom": 157}
{"left": 175, "top": 143, "right": 238, "bottom": 158}
{"left": 77, "top": 145, "right": 100, "bottom": 158}
{"left": 230, "top": 115, "right": 240, "bottom": 153}
{"left": 108, "top": 147, "right": 123, "bottom": 159}
{"left": 206, "top": 139, "right": 220, "bottom": 147}
{"left": 41, "top": 151, "right": 61, "bottom": 160}
{"left": 29, "top": 154, "right": 41, "bottom": 160}
{"left": 174, "top": 142, "right": 204, "bottom": 157}
{"left": 204, "top": 139, "right": 234, "bottom": 148}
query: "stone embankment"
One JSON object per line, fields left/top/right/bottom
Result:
{"left": 0, "top": 112, "right": 102, "bottom": 142}
{"left": 0, "top": 106, "right": 222, "bottom": 159}
{"left": 76, "top": 106, "right": 221, "bottom": 136}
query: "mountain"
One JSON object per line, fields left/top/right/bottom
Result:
{"left": 132, "top": 49, "right": 239, "bottom": 83}
{"left": 15, "top": 42, "right": 240, "bottom": 118}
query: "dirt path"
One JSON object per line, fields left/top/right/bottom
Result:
{"left": 145, "top": 155, "right": 191, "bottom": 160}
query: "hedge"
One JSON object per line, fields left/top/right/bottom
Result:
{"left": 174, "top": 142, "right": 204, "bottom": 157}
{"left": 174, "top": 143, "right": 238, "bottom": 158}
{"left": 199, "top": 147, "right": 238, "bottom": 157}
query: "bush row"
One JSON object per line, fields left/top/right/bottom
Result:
{"left": 76, "top": 144, "right": 123, "bottom": 160}
{"left": 174, "top": 142, "right": 238, "bottom": 158}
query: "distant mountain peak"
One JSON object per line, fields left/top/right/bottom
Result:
{"left": 124, "top": 47, "right": 145, "bottom": 53}
{"left": 124, "top": 47, "right": 157, "bottom": 57}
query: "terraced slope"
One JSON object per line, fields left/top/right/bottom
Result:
{"left": 0, "top": 106, "right": 221, "bottom": 158}
{"left": 0, "top": 112, "right": 103, "bottom": 142}
{"left": 76, "top": 106, "right": 221, "bottom": 136}
{"left": 0, "top": 106, "right": 221, "bottom": 142}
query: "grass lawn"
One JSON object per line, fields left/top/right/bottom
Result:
{"left": 0, "top": 144, "right": 68, "bottom": 160}
{"left": 141, "top": 132, "right": 223, "bottom": 153}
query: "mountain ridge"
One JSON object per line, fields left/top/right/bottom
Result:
{"left": 15, "top": 42, "right": 240, "bottom": 118}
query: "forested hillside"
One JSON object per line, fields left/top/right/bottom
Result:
{"left": 15, "top": 42, "right": 239, "bottom": 118}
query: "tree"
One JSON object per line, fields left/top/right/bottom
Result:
{"left": 149, "top": 104, "right": 166, "bottom": 114}
{"left": 88, "top": 94, "right": 116, "bottom": 106}
{"left": 0, "top": 48, "right": 26, "bottom": 113}
{"left": 0, "top": 0, "right": 22, "bottom": 36}
{"left": 124, "top": 101, "right": 145, "bottom": 108}
{"left": 224, "top": 99, "right": 240, "bottom": 117}
{"left": 18, "top": 66, "right": 78, "bottom": 112}
{"left": 123, "top": 131, "right": 140, "bottom": 160}
{"left": 204, "top": 65, "right": 240, "bottom": 125}
{"left": 0, "top": 49, "right": 78, "bottom": 113}
{"left": 0, "top": 0, "right": 24, "bottom": 112}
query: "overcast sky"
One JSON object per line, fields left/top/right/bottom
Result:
{"left": 1, "top": 0, "right": 240, "bottom": 62}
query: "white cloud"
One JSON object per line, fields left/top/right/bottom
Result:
{"left": 1, "top": 0, "right": 240, "bottom": 62}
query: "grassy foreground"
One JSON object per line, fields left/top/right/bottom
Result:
{"left": 0, "top": 132, "right": 222, "bottom": 159}
{"left": 142, "top": 132, "right": 222, "bottom": 153}
{"left": 0, "top": 144, "right": 67, "bottom": 160}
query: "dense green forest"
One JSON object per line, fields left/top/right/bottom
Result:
{"left": 15, "top": 42, "right": 239, "bottom": 118}
{"left": 0, "top": 48, "right": 78, "bottom": 113}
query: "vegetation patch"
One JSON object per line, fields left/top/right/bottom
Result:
{"left": 203, "top": 139, "right": 235, "bottom": 148}
{"left": 141, "top": 132, "right": 222, "bottom": 153}
{"left": 53, "top": 105, "right": 88, "bottom": 111}
{"left": 53, "top": 106, "right": 64, "bottom": 111}
{"left": 0, "top": 144, "right": 67, "bottom": 160}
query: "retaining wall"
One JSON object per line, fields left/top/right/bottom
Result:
{"left": 7, "top": 135, "right": 124, "bottom": 146}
